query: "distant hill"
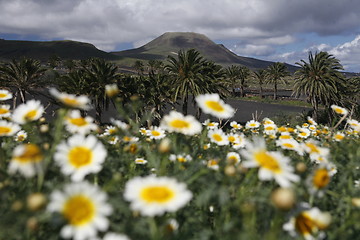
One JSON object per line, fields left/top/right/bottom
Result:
{"left": 0, "top": 39, "right": 119, "bottom": 62}
{"left": 111, "top": 32, "right": 298, "bottom": 71}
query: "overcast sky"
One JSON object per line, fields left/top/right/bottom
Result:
{"left": 1, "top": 0, "right": 360, "bottom": 72}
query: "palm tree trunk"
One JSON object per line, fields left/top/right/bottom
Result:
{"left": 273, "top": 82, "right": 277, "bottom": 100}
{"left": 259, "top": 86, "right": 263, "bottom": 98}
{"left": 182, "top": 95, "right": 188, "bottom": 115}
{"left": 240, "top": 85, "right": 245, "bottom": 97}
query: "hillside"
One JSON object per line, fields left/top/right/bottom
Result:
{"left": 0, "top": 39, "right": 119, "bottom": 62}
{"left": 111, "top": 32, "right": 298, "bottom": 71}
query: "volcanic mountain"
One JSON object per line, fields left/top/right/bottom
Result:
{"left": 111, "top": 32, "right": 297, "bottom": 71}
{"left": 0, "top": 39, "right": 118, "bottom": 61}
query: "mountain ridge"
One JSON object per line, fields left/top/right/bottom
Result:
{"left": 111, "top": 32, "right": 298, "bottom": 71}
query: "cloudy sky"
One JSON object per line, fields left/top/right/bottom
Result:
{"left": 1, "top": 0, "right": 360, "bottom": 72}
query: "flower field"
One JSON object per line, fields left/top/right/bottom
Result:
{"left": 0, "top": 88, "right": 359, "bottom": 240}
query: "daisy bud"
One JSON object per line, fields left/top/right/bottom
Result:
{"left": 158, "top": 138, "right": 171, "bottom": 153}
{"left": 11, "top": 200, "right": 23, "bottom": 211}
{"left": 26, "top": 217, "right": 38, "bottom": 231}
{"left": 27, "top": 193, "right": 46, "bottom": 211}
{"left": 40, "top": 124, "right": 49, "bottom": 133}
{"left": 296, "top": 162, "right": 307, "bottom": 173}
{"left": 225, "top": 165, "right": 236, "bottom": 176}
{"left": 352, "top": 198, "right": 360, "bottom": 207}
{"left": 271, "top": 188, "right": 296, "bottom": 210}
{"left": 39, "top": 117, "right": 46, "bottom": 123}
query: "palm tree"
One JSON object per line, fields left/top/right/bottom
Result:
{"left": 0, "top": 58, "right": 47, "bottom": 106}
{"left": 293, "top": 51, "right": 346, "bottom": 121}
{"left": 266, "top": 62, "right": 289, "bottom": 100}
{"left": 224, "top": 65, "right": 240, "bottom": 96}
{"left": 165, "top": 49, "right": 213, "bottom": 115}
{"left": 83, "top": 58, "right": 120, "bottom": 123}
{"left": 252, "top": 69, "right": 267, "bottom": 98}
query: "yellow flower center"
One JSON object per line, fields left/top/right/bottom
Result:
{"left": 228, "top": 136, "right": 236, "bottom": 143}
{"left": 254, "top": 151, "right": 281, "bottom": 172}
{"left": 212, "top": 133, "right": 223, "bottom": 142}
{"left": 140, "top": 186, "right": 175, "bottom": 203}
{"left": 282, "top": 143, "right": 294, "bottom": 148}
{"left": 265, "top": 126, "right": 274, "bottom": 131}
{"left": 69, "top": 117, "right": 87, "bottom": 126}
{"left": 250, "top": 123, "right": 257, "bottom": 127}
{"left": 208, "top": 160, "right": 218, "bottom": 166}
{"left": 68, "top": 146, "right": 93, "bottom": 168}
{"left": 62, "top": 195, "right": 95, "bottom": 226}
{"left": 334, "top": 108, "right": 343, "bottom": 114}
{"left": 305, "top": 143, "right": 319, "bottom": 154}
{"left": 0, "top": 108, "right": 9, "bottom": 114}
{"left": 0, "top": 126, "right": 11, "bottom": 134}
{"left": 151, "top": 130, "right": 161, "bottom": 136}
{"left": 313, "top": 169, "right": 330, "bottom": 189}
{"left": 15, "top": 144, "right": 43, "bottom": 163}
{"left": 178, "top": 157, "right": 186, "bottom": 162}
{"left": 0, "top": 93, "right": 8, "bottom": 98}
{"left": 170, "top": 119, "right": 190, "bottom": 129}
{"left": 295, "top": 212, "right": 316, "bottom": 236}
{"left": 228, "top": 156, "right": 238, "bottom": 164}
{"left": 63, "top": 97, "right": 79, "bottom": 106}
{"left": 205, "top": 100, "right": 224, "bottom": 112}
{"left": 25, "top": 110, "right": 38, "bottom": 120}
{"left": 300, "top": 132, "right": 308, "bottom": 137}
{"left": 335, "top": 134, "right": 344, "bottom": 140}
{"left": 279, "top": 135, "right": 291, "bottom": 139}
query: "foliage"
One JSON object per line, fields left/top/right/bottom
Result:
{"left": 0, "top": 58, "right": 47, "bottom": 104}
{"left": 266, "top": 62, "right": 290, "bottom": 100}
{"left": 293, "top": 51, "right": 347, "bottom": 122}
{"left": 0, "top": 88, "right": 360, "bottom": 240}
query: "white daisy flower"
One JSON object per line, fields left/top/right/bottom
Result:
{"left": 0, "top": 104, "right": 11, "bottom": 118}
{"left": 263, "top": 123, "right": 277, "bottom": 135}
{"left": 50, "top": 88, "right": 91, "bottom": 110}
{"left": 240, "top": 137, "right": 299, "bottom": 187}
{"left": 230, "top": 121, "right": 242, "bottom": 130}
{"left": 207, "top": 159, "right": 220, "bottom": 170}
{"left": 245, "top": 120, "right": 260, "bottom": 129}
{"left": 110, "top": 118, "right": 129, "bottom": 130}
{"left": 347, "top": 119, "right": 360, "bottom": 131}
{"left": 331, "top": 104, "right": 348, "bottom": 116}
{"left": 105, "top": 84, "right": 119, "bottom": 97}
{"left": 276, "top": 138, "right": 304, "bottom": 156}
{"left": 262, "top": 117, "right": 274, "bottom": 125}
{"left": 307, "top": 165, "right": 332, "bottom": 197}
{"left": 103, "top": 232, "right": 130, "bottom": 240}
{"left": 0, "top": 89, "right": 12, "bottom": 101}
{"left": 108, "top": 136, "right": 119, "bottom": 145}
{"left": 195, "top": 93, "right": 234, "bottom": 119}
{"left": 146, "top": 126, "right": 166, "bottom": 140}
{"left": 12, "top": 100, "right": 44, "bottom": 124}
{"left": 202, "top": 119, "right": 219, "bottom": 129}
{"left": 207, "top": 128, "right": 229, "bottom": 146}
{"left": 160, "top": 111, "right": 202, "bottom": 136}
{"left": 135, "top": 157, "right": 148, "bottom": 165}
{"left": 54, "top": 134, "right": 107, "bottom": 181}
{"left": 279, "top": 132, "right": 293, "bottom": 140}
{"left": 302, "top": 140, "right": 330, "bottom": 163}
{"left": 227, "top": 132, "right": 240, "bottom": 145}
{"left": 47, "top": 181, "right": 113, "bottom": 240}
{"left": 297, "top": 127, "right": 311, "bottom": 139}
{"left": 307, "top": 116, "right": 317, "bottom": 126}
{"left": 0, "top": 120, "right": 21, "bottom": 136}
{"left": 65, "top": 110, "right": 98, "bottom": 135}
{"left": 103, "top": 125, "right": 117, "bottom": 136}
{"left": 8, "top": 143, "right": 43, "bottom": 178}
{"left": 15, "top": 130, "right": 27, "bottom": 142}
{"left": 139, "top": 127, "right": 148, "bottom": 135}
{"left": 169, "top": 154, "right": 192, "bottom": 163}
{"left": 283, "top": 206, "right": 331, "bottom": 240}
{"left": 232, "top": 133, "right": 247, "bottom": 149}
{"left": 226, "top": 152, "right": 241, "bottom": 165}
{"left": 123, "top": 175, "right": 192, "bottom": 216}
{"left": 333, "top": 132, "right": 345, "bottom": 142}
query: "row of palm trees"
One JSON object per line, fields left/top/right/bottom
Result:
{"left": 0, "top": 49, "right": 358, "bottom": 123}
